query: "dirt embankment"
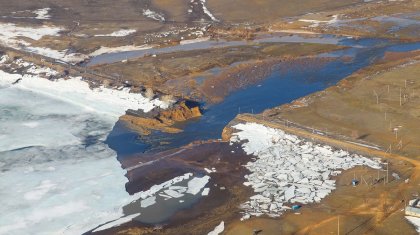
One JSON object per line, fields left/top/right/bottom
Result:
{"left": 120, "top": 100, "right": 202, "bottom": 135}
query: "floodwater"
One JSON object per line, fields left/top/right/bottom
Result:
{"left": 108, "top": 40, "right": 420, "bottom": 157}
{"left": 101, "top": 38, "right": 420, "bottom": 226}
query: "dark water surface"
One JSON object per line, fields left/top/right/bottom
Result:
{"left": 106, "top": 40, "right": 420, "bottom": 157}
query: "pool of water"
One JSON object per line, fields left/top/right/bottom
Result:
{"left": 123, "top": 176, "right": 204, "bottom": 224}
{"left": 86, "top": 34, "right": 369, "bottom": 66}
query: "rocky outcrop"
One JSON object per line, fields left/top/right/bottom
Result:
{"left": 120, "top": 100, "right": 202, "bottom": 135}
{"left": 158, "top": 100, "right": 202, "bottom": 123}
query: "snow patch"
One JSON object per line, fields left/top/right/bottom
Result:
{"left": 0, "top": 23, "right": 87, "bottom": 63}
{"left": 299, "top": 15, "right": 339, "bottom": 27}
{"left": 33, "top": 8, "right": 51, "bottom": 20}
{"left": 90, "top": 45, "right": 153, "bottom": 57}
{"left": 200, "top": 0, "right": 219, "bottom": 22}
{"left": 142, "top": 9, "right": 165, "bottom": 22}
{"left": 95, "top": 29, "right": 137, "bottom": 37}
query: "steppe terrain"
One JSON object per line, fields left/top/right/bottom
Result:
{"left": 0, "top": 0, "right": 419, "bottom": 234}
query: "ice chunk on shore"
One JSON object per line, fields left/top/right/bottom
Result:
{"left": 284, "top": 186, "right": 295, "bottom": 201}
{"left": 164, "top": 189, "right": 184, "bottom": 198}
{"left": 140, "top": 197, "right": 156, "bottom": 208}
{"left": 230, "top": 122, "right": 382, "bottom": 219}
{"left": 202, "top": 187, "right": 210, "bottom": 196}
{"left": 0, "top": 69, "right": 172, "bottom": 118}
{"left": 95, "top": 29, "right": 136, "bottom": 37}
{"left": 406, "top": 216, "right": 420, "bottom": 232}
{"left": 207, "top": 221, "right": 224, "bottom": 235}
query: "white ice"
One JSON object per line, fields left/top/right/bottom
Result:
{"left": 207, "top": 221, "right": 224, "bottom": 235}
{"left": 299, "top": 15, "right": 338, "bottom": 27}
{"left": 199, "top": 0, "right": 219, "bottom": 22}
{"left": 33, "top": 8, "right": 51, "bottom": 20}
{"left": 89, "top": 45, "right": 153, "bottom": 57}
{"left": 0, "top": 64, "right": 172, "bottom": 234}
{"left": 95, "top": 29, "right": 137, "bottom": 37}
{"left": 142, "top": 9, "right": 165, "bottom": 22}
{"left": 0, "top": 23, "right": 87, "bottom": 63}
{"left": 231, "top": 122, "right": 381, "bottom": 219}
{"left": 406, "top": 216, "right": 420, "bottom": 232}
{"left": 186, "top": 176, "right": 210, "bottom": 195}
{"left": 92, "top": 213, "right": 141, "bottom": 232}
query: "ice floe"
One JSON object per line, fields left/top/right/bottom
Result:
{"left": 204, "top": 167, "right": 217, "bottom": 173}
{"left": 131, "top": 173, "right": 211, "bottom": 209}
{"left": 143, "top": 9, "right": 165, "bottom": 22}
{"left": 230, "top": 122, "right": 381, "bottom": 220}
{"left": 187, "top": 176, "right": 211, "bottom": 195}
{"left": 406, "top": 216, "right": 420, "bottom": 232}
{"left": 207, "top": 221, "right": 224, "bottom": 235}
{"left": 95, "top": 29, "right": 137, "bottom": 37}
{"left": 0, "top": 64, "right": 173, "bottom": 234}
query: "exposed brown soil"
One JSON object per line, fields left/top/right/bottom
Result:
{"left": 120, "top": 100, "right": 202, "bottom": 135}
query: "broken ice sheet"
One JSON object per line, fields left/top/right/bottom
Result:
{"left": 231, "top": 122, "right": 381, "bottom": 219}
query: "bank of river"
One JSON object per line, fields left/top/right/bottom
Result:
{"left": 107, "top": 40, "right": 420, "bottom": 157}
{"left": 100, "top": 39, "right": 420, "bottom": 228}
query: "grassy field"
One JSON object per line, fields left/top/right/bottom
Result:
{"left": 267, "top": 52, "right": 420, "bottom": 159}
